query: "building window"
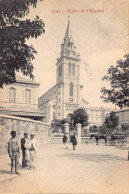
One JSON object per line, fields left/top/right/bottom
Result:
{"left": 59, "top": 113, "right": 60, "bottom": 116}
{"left": 53, "top": 105, "right": 55, "bottom": 109}
{"left": 69, "top": 98, "right": 73, "bottom": 102}
{"left": 122, "top": 114, "right": 124, "bottom": 122}
{"left": 53, "top": 112, "right": 55, "bottom": 119}
{"left": 59, "top": 99, "right": 60, "bottom": 101}
{"left": 25, "top": 89, "right": 31, "bottom": 104}
{"left": 9, "top": 87, "right": 16, "bottom": 102}
{"left": 59, "top": 65, "right": 62, "bottom": 77}
{"left": 68, "top": 63, "right": 71, "bottom": 74}
{"left": 72, "top": 63, "right": 75, "bottom": 75}
{"left": 70, "top": 83, "right": 73, "bottom": 96}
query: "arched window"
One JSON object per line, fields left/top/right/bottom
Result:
{"left": 9, "top": 87, "right": 16, "bottom": 102}
{"left": 68, "top": 63, "right": 71, "bottom": 74}
{"left": 70, "top": 83, "right": 73, "bottom": 96}
{"left": 59, "top": 64, "right": 62, "bottom": 77}
{"left": 72, "top": 64, "right": 75, "bottom": 75}
{"left": 25, "top": 89, "right": 31, "bottom": 104}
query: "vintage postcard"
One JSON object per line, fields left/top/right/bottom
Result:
{"left": 0, "top": 0, "right": 129, "bottom": 193}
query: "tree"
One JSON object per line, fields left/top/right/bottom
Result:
{"left": 121, "top": 124, "right": 129, "bottom": 135}
{"left": 101, "top": 54, "right": 129, "bottom": 109}
{"left": 66, "top": 113, "right": 74, "bottom": 130}
{"left": 98, "top": 126, "right": 110, "bottom": 136}
{"left": 72, "top": 108, "right": 89, "bottom": 127}
{"left": 51, "top": 119, "right": 62, "bottom": 132}
{"left": 104, "top": 111, "right": 119, "bottom": 135}
{"left": 0, "top": 0, "right": 45, "bottom": 88}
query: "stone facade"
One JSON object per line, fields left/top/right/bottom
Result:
{"left": 115, "top": 108, "right": 129, "bottom": 130}
{"left": 38, "top": 19, "right": 83, "bottom": 123}
{"left": 0, "top": 75, "right": 39, "bottom": 110}
{"left": 0, "top": 114, "right": 50, "bottom": 154}
{"left": 38, "top": 19, "right": 114, "bottom": 126}
{"left": 87, "top": 106, "right": 113, "bottom": 126}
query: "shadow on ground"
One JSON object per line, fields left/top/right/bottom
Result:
{"left": 0, "top": 170, "right": 10, "bottom": 174}
{"left": 115, "top": 146, "right": 129, "bottom": 150}
{"left": 58, "top": 153, "right": 125, "bottom": 163}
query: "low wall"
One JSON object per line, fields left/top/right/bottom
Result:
{"left": 50, "top": 136, "right": 95, "bottom": 144}
{"left": 0, "top": 114, "right": 50, "bottom": 154}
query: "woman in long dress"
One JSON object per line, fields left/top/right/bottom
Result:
{"left": 63, "top": 133, "right": 70, "bottom": 149}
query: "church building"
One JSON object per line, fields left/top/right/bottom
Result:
{"left": 38, "top": 19, "right": 88, "bottom": 122}
{"left": 38, "top": 19, "right": 113, "bottom": 125}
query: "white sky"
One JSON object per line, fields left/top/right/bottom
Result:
{"left": 24, "top": 0, "right": 128, "bottom": 108}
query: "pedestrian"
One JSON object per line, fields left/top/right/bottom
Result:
{"left": 21, "top": 132, "right": 29, "bottom": 167}
{"left": 71, "top": 133, "right": 78, "bottom": 150}
{"left": 8, "top": 131, "right": 20, "bottom": 175}
{"left": 63, "top": 133, "right": 70, "bottom": 149}
{"left": 28, "top": 133, "right": 39, "bottom": 170}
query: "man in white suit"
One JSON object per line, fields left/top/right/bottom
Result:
{"left": 28, "top": 133, "right": 39, "bottom": 170}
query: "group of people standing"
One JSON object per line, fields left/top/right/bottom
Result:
{"left": 8, "top": 131, "right": 38, "bottom": 175}
{"left": 63, "top": 132, "right": 78, "bottom": 150}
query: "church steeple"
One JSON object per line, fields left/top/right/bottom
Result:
{"left": 63, "top": 18, "right": 74, "bottom": 48}
{"left": 60, "top": 17, "right": 80, "bottom": 58}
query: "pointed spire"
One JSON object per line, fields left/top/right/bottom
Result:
{"left": 60, "top": 17, "right": 80, "bottom": 58}
{"left": 64, "top": 16, "right": 74, "bottom": 48}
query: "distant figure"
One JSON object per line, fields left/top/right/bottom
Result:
{"left": 71, "top": 133, "right": 78, "bottom": 150}
{"left": 63, "top": 133, "right": 70, "bottom": 149}
{"left": 21, "top": 132, "right": 29, "bottom": 167}
{"left": 28, "top": 133, "right": 39, "bottom": 170}
{"left": 8, "top": 131, "right": 20, "bottom": 175}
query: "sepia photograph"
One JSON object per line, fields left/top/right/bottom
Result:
{"left": 0, "top": 0, "right": 129, "bottom": 193}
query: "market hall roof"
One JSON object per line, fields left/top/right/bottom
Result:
{"left": 16, "top": 75, "right": 40, "bottom": 86}
{"left": 2, "top": 105, "right": 44, "bottom": 117}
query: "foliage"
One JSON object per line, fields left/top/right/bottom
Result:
{"left": 72, "top": 108, "right": 89, "bottom": 127}
{"left": 98, "top": 126, "right": 110, "bottom": 136}
{"left": 89, "top": 125, "right": 98, "bottom": 133}
{"left": 66, "top": 113, "right": 74, "bottom": 130}
{"left": 51, "top": 119, "right": 62, "bottom": 131}
{"left": 101, "top": 54, "right": 129, "bottom": 108}
{"left": 0, "top": 0, "right": 45, "bottom": 88}
{"left": 60, "top": 118, "right": 68, "bottom": 130}
{"left": 121, "top": 124, "right": 129, "bottom": 134}
{"left": 104, "top": 111, "right": 119, "bottom": 134}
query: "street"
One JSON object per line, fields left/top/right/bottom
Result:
{"left": 0, "top": 143, "right": 129, "bottom": 193}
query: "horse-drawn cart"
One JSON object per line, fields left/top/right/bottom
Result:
{"left": 107, "top": 135, "right": 128, "bottom": 146}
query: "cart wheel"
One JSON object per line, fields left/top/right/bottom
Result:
{"left": 123, "top": 139, "right": 127, "bottom": 146}
{"left": 107, "top": 139, "right": 110, "bottom": 146}
{"left": 118, "top": 140, "right": 124, "bottom": 146}
{"left": 109, "top": 140, "right": 116, "bottom": 146}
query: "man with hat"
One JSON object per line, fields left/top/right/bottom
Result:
{"left": 28, "top": 133, "right": 38, "bottom": 170}
{"left": 8, "top": 131, "right": 20, "bottom": 175}
{"left": 70, "top": 132, "right": 78, "bottom": 150}
{"left": 21, "top": 132, "right": 29, "bottom": 167}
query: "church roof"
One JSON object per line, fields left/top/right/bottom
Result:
{"left": 82, "top": 98, "right": 89, "bottom": 104}
{"left": 16, "top": 75, "right": 40, "bottom": 86}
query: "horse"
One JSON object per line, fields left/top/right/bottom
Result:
{"left": 90, "top": 134, "right": 107, "bottom": 145}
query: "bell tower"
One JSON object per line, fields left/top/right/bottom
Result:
{"left": 56, "top": 17, "right": 83, "bottom": 119}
